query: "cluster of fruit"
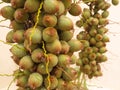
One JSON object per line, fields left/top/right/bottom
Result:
{"left": 0, "top": 0, "right": 119, "bottom": 90}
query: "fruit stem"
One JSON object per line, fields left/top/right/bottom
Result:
{"left": 0, "top": 40, "right": 14, "bottom": 46}
{"left": 0, "top": 74, "right": 13, "bottom": 77}
{"left": 0, "top": 25, "right": 11, "bottom": 29}
{"left": 0, "top": 19, "right": 7, "bottom": 23}
{"left": 42, "top": 41, "right": 51, "bottom": 90}
{"left": 7, "top": 78, "right": 15, "bottom": 90}
{"left": 0, "top": 2, "right": 3, "bottom": 4}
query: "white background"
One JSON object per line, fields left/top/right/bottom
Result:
{"left": 0, "top": 1, "right": 120, "bottom": 90}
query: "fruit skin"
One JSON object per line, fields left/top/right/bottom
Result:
{"left": 31, "top": 48, "right": 44, "bottom": 63}
{"left": 112, "top": 0, "right": 119, "bottom": 5}
{"left": 43, "top": 0, "right": 59, "bottom": 14}
{"left": 42, "top": 27, "right": 58, "bottom": 43}
{"left": 58, "top": 15, "right": 73, "bottom": 31}
{"left": 28, "top": 73, "right": 43, "bottom": 89}
{"left": 61, "top": 0, "right": 72, "bottom": 9}
{"left": 24, "top": 27, "right": 42, "bottom": 44}
{"left": 24, "top": 0, "right": 40, "bottom": 13}
{"left": 17, "top": 75, "right": 28, "bottom": 87}
{"left": 46, "top": 39, "right": 62, "bottom": 54}
{"left": 11, "top": 0, "right": 25, "bottom": 8}
{"left": 10, "top": 20, "right": 25, "bottom": 30}
{"left": 19, "top": 55, "right": 34, "bottom": 70}
{"left": 69, "top": 3, "right": 82, "bottom": 16}
{"left": 57, "top": 0, "right": 65, "bottom": 16}
{"left": 59, "top": 31, "right": 73, "bottom": 41}
{"left": 0, "top": 6, "right": 15, "bottom": 20}
{"left": 68, "top": 39, "right": 83, "bottom": 52}
{"left": 14, "top": 8, "right": 29, "bottom": 23}
{"left": 42, "top": 14, "right": 57, "bottom": 27}
{"left": 10, "top": 44, "right": 27, "bottom": 58}
{"left": 13, "top": 30, "right": 25, "bottom": 43}
{"left": 60, "top": 41, "right": 70, "bottom": 54}
{"left": 44, "top": 75, "right": 58, "bottom": 90}
{"left": 6, "top": 30, "right": 14, "bottom": 43}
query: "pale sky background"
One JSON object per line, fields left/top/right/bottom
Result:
{"left": 0, "top": 1, "right": 120, "bottom": 90}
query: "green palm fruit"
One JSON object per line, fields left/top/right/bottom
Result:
{"left": 43, "top": 27, "right": 58, "bottom": 43}
{"left": 28, "top": 73, "right": 43, "bottom": 89}
{"left": 66, "top": 82, "right": 79, "bottom": 90}
{"left": 68, "top": 39, "right": 83, "bottom": 52}
{"left": 19, "top": 55, "right": 34, "bottom": 70}
{"left": 37, "top": 63, "right": 53, "bottom": 75}
{"left": 94, "top": 71, "right": 102, "bottom": 77}
{"left": 43, "top": 0, "right": 59, "bottom": 14}
{"left": 46, "top": 53, "right": 58, "bottom": 67}
{"left": 70, "top": 54, "right": 77, "bottom": 64}
{"left": 24, "top": 39, "right": 38, "bottom": 52}
{"left": 69, "top": 3, "right": 82, "bottom": 16}
{"left": 82, "top": 57, "right": 89, "bottom": 64}
{"left": 13, "top": 30, "right": 25, "bottom": 43}
{"left": 59, "top": 31, "right": 73, "bottom": 41}
{"left": 82, "top": 8, "right": 91, "bottom": 19}
{"left": 46, "top": 39, "right": 62, "bottom": 54}
{"left": 62, "top": 67, "right": 78, "bottom": 81}
{"left": 10, "top": 44, "right": 27, "bottom": 58}
{"left": 17, "top": 75, "right": 28, "bottom": 87}
{"left": 83, "top": 64, "right": 91, "bottom": 74}
{"left": 57, "top": 0, "right": 65, "bottom": 16}
{"left": 88, "top": 53, "right": 97, "bottom": 60}
{"left": 99, "top": 47, "right": 107, "bottom": 53}
{"left": 14, "top": 8, "right": 29, "bottom": 23}
{"left": 102, "top": 35, "right": 110, "bottom": 42}
{"left": 11, "top": 0, "right": 25, "bottom": 8}
{"left": 99, "top": 18, "right": 109, "bottom": 25}
{"left": 60, "top": 41, "right": 70, "bottom": 54}
{"left": 61, "top": 0, "right": 72, "bottom": 9}
{"left": 112, "top": 0, "right": 119, "bottom": 5}
{"left": 10, "top": 20, "right": 25, "bottom": 30}
{"left": 42, "top": 14, "right": 57, "bottom": 27}
{"left": 89, "top": 28, "right": 97, "bottom": 36}
{"left": 90, "top": 60, "right": 96, "bottom": 66}
{"left": 58, "top": 54, "right": 71, "bottom": 68}
{"left": 84, "top": 47, "right": 93, "bottom": 54}
{"left": 76, "top": 58, "right": 83, "bottom": 66}
{"left": 31, "top": 48, "right": 44, "bottom": 63}
{"left": 58, "top": 15, "right": 73, "bottom": 31}
{"left": 102, "top": 10, "right": 109, "bottom": 18}
{"left": 80, "top": 40, "right": 90, "bottom": 48}
{"left": 56, "top": 79, "right": 66, "bottom": 90}
{"left": 0, "top": 6, "right": 15, "bottom": 20}
{"left": 44, "top": 76, "right": 58, "bottom": 89}
{"left": 6, "top": 30, "right": 14, "bottom": 43}
{"left": 96, "top": 41, "right": 105, "bottom": 48}
{"left": 95, "top": 34, "right": 103, "bottom": 41}
{"left": 51, "top": 67, "right": 62, "bottom": 78}
{"left": 11, "top": 55, "right": 20, "bottom": 65}
{"left": 76, "top": 19, "right": 84, "bottom": 27}
{"left": 24, "top": 27, "right": 42, "bottom": 44}
{"left": 92, "top": 46, "right": 99, "bottom": 53}
{"left": 24, "top": 0, "right": 40, "bottom": 13}
{"left": 97, "top": 27, "right": 108, "bottom": 34}
{"left": 88, "top": 17, "right": 99, "bottom": 26}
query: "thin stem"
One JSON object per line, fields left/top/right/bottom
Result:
{"left": 0, "top": 25, "right": 11, "bottom": 29}
{"left": 7, "top": 78, "right": 15, "bottom": 90}
{"left": 0, "top": 19, "right": 7, "bottom": 23}
{"left": 0, "top": 2, "right": 4, "bottom": 4}
{"left": 0, "top": 74, "right": 13, "bottom": 77}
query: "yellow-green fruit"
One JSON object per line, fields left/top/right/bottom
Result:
{"left": 59, "top": 31, "right": 73, "bottom": 41}
{"left": 82, "top": 8, "right": 91, "bottom": 19}
{"left": 37, "top": 63, "right": 53, "bottom": 75}
{"left": 69, "top": 3, "right": 82, "bottom": 16}
{"left": 19, "top": 55, "right": 34, "bottom": 70}
{"left": 11, "top": 0, "right": 25, "bottom": 8}
{"left": 61, "top": 0, "right": 72, "bottom": 9}
{"left": 57, "top": 0, "right": 65, "bottom": 16}
{"left": 11, "top": 55, "right": 20, "bottom": 65}
{"left": 102, "top": 10, "right": 109, "bottom": 18}
{"left": 58, "top": 15, "right": 73, "bottom": 31}
{"left": 43, "top": 27, "right": 58, "bottom": 43}
{"left": 17, "top": 75, "right": 28, "bottom": 87}
{"left": 10, "top": 20, "right": 25, "bottom": 30}
{"left": 51, "top": 67, "right": 62, "bottom": 78}
{"left": 60, "top": 41, "right": 70, "bottom": 54}
{"left": 56, "top": 79, "right": 66, "bottom": 90}
{"left": 88, "top": 17, "right": 99, "bottom": 26}
{"left": 46, "top": 39, "right": 62, "bottom": 54}
{"left": 14, "top": 8, "right": 29, "bottom": 23}
{"left": 31, "top": 48, "right": 44, "bottom": 63}
{"left": 112, "top": 0, "right": 119, "bottom": 5}
{"left": 13, "top": 30, "right": 25, "bottom": 43}
{"left": 99, "top": 18, "right": 109, "bottom": 25}
{"left": 89, "top": 28, "right": 97, "bottom": 36}
{"left": 99, "top": 47, "right": 107, "bottom": 53}
{"left": 24, "top": 0, "right": 40, "bottom": 13}
{"left": 68, "top": 39, "right": 83, "bottom": 52}
{"left": 95, "top": 34, "right": 103, "bottom": 41}
{"left": 6, "top": 30, "right": 14, "bottom": 43}
{"left": 84, "top": 47, "right": 93, "bottom": 54}
{"left": 44, "top": 76, "right": 58, "bottom": 90}
{"left": 0, "top": 6, "right": 15, "bottom": 20}
{"left": 28, "top": 73, "right": 43, "bottom": 89}
{"left": 66, "top": 82, "right": 79, "bottom": 90}
{"left": 42, "top": 14, "right": 57, "bottom": 27}
{"left": 43, "top": 0, "right": 59, "bottom": 14}
{"left": 10, "top": 44, "right": 27, "bottom": 58}
{"left": 83, "top": 64, "right": 91, "bottom": 74}
{"left": 102, "top": 35, "right": 110, "bottom": 42}
{"left": 25, "top": 27, "right": 42, "bottom": 44}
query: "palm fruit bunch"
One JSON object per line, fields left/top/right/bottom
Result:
{"left": 76, "top": 0, "right": 119, "bottom": 79}
{"left": 0, "top": 0, "right": 119, "bottom": 90}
